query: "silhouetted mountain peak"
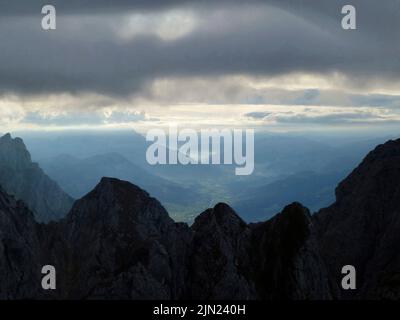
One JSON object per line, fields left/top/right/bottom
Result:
{"left": 315, "top": 137, "right": 400, "bottom": 299}
{"left": 86, "top": 177, "right": 155, "bottom": 211}
{"left": 334, "top": 138, "right": 400, "bottom": 206}
{"left": 281, "top": 201, "right": 309, "bottom": 214}
{"left": 364, "top": 138, "right": 400, "bottom": 161}
{"left": 0, "top": 133, "right": 31, "bottom": 170}
{"left": 279, "top": 202, "right": 311, "bottom": 226}
{"left": 255, "top": 202, "right": 312, "bottom": 258}
{"left": 68, "top": 177, "right": 173, "bottom": 235}
{"left": 249, "top": 202, "right": 332, "bottom": 300}
{"left": 0, "top": 133, "right": 11, "bottom": 141}
{"left": 0, "top": 133, "right": 25, "bottom": 147}
{"left": 193, "top": 202, "right": 247, "bottom": 234}
{"left": 94, "top": 176, "right": 149, "bottom": 195}
{"left": 62, "top": 178, "right": 181, "bottom": 299}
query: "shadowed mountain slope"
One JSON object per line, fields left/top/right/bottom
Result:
{"left": 315, "top": 138, "right": 400, "bottom": 299}
{"left": 0, "top": 134, "right": 73, "bottom": 222}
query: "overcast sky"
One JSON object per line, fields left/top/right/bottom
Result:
{"left": 1, "top": 0, "right": 400, "bottom": 132}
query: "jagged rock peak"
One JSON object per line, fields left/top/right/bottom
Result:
{"left": 279, "top": 202, "right": 311, "bottom": 221}
{"left": 0, "top": 133, "right": 11, "bottom": 141}
{"left": 193, "top": 202, "right": 246, "bottom": 233}
{"left": 92, "top": 177, "right": 150, "bottom": 197}
{"left": 364, "top": 138, "right": 400, "bottom": 161}
{"left": 67, "top": 177, "right": 173, "bottom": 231}
{"left": 0, "top": 133, "right": 74, "bottom": 223}
{"left": 83, "top": 177, "right": 155, "bottom": 209}
{"left": 257, "top": 202, "right": 312, "bottom": 253}
{"left": 0, "top": 133, "right": 31, "bottom": 169}
{"left": 334, "top": 137, "right": 400, "bottom": 204}
{"left": 0, "top": 133, "right": 27, "bottom": 147}
{"left": 248, "top": 201, "right": 332, "bottom": 300}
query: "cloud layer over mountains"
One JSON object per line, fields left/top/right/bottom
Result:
{"left": 1, "top": 0, "right": 399, "bottom": 130}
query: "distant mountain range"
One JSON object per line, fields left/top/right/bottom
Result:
{"left": 16, "top": 130, "right": 391, "bottom": 222}
{"left": 0, "top": 133, "right": 400, "bottom": 299}
{"left": 233, "top": 170, "right": 345, "bottom": 221}
{"left": 39, "top": 152, "right": 204, "bottom": 206}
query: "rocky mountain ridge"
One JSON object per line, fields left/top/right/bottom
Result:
{"left": 1, "top": 137, "right": 400, "bottom": 299}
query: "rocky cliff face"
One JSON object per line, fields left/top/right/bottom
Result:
{"left": 187, "top": 203, "right": 255, "bottom": 299}
{"left": 250, "top": 203, "right": 333, "bottom": 299}
{"left": 0, "top": 187, "right": 42, "bottom": 299}
{"left": 185, "top": 202, "right": 332, "bottom": 299}
{"left": 1, "top": 138, "right": 400, "bottom": 300}
{"left": 0, "top": 133, "right": 74, "bottom": 222}
{"left": 60, "top": 177, "right": 190, "bottom": 299}
{"left": 0, "top": 178, "right": 332, "bottom": 299}
{"left": 315, "top": 138, "right": 400, "bottom": 299}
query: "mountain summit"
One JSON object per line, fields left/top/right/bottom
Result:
{"left": 0, "top": 133, "right": 73, "bottom": 222}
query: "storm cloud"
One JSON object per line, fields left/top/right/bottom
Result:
{"left": 0, "top": 0, "right": 399, "bottom": 98}
{"left": 1, "top": 0, "right": 400, "bottom": 132}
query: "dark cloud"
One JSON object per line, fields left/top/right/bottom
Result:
{"left": 0, "top": 0, "right": 188, "bottom": 15}
{"left": 274, "top": 112, "right": 390, "bottom": 125}
{"left": 0, "top": 0, "right": 255, "bottom": 16}
{"left": 244, "top": 112, "right": 271, "bottom": 120}
{"left": 0, "top": 1, "right": 399, "bottom": 98}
